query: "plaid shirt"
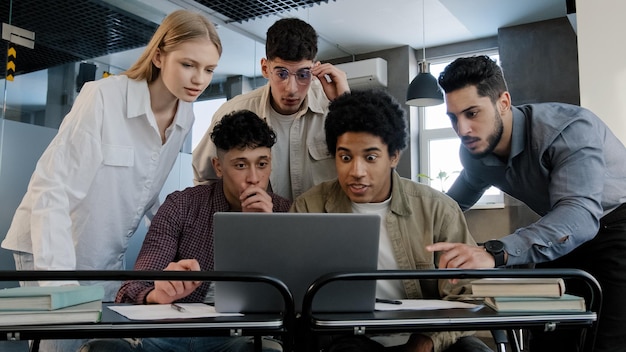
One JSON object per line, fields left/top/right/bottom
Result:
{"left": 116, "top": 179, "right": 292, "bottom": 304}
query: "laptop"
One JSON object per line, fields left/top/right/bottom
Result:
{"left": 213, "top": 212, "right": 380, "bottom": 313}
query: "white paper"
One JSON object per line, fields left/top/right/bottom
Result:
{"left": 375, "top": 299, "right": 481, "bottom": 311}
{"left": 108, "top": 303, "right": 243, "bottom": 320}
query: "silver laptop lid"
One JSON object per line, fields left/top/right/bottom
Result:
{"left": 213, "top": 212, "right": 380, "bottom": 313}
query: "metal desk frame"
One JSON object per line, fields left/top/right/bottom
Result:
{"left": 301, "top": 268, "right": 601, "bottom": 352}
{"left": 0, "top": 270, "right": 295, "bottom": 352}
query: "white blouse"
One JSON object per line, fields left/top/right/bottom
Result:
{"left": 2, "top": 75, "right": 194, "bottom": 299}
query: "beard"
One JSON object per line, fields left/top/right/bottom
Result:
{"left": 468, "top": 108, "right": 504, "bottom": 159}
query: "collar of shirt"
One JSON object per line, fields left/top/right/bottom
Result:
{"left": 322, "top": 171, "right": 412, "bottom": 217}
{"left": 509, "top": 106, "right": 527, "bottom": 163}
{"left": 125, "top": 77, "right": 151, "bottom": 119}
{"left": 305, "top": 79, "right": 330, "bottom": 115}
{"left": 124, "top": 77, "right": 190, "bottom": 130}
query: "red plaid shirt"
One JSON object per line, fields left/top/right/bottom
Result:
{"left": 116, "top": 179, "right": 292, "bottom": 304}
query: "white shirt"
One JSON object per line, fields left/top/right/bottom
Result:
{"left": 2, "top": 75, "right": 194, "bottom": 300}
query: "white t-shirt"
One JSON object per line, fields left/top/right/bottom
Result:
{"left": 352, "top": 198, "right": 411, "bottom": 347}
{"left": 268, "top": 108, "right": 296, "bottom": 199}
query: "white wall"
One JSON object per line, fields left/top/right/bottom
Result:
{"left": 0, "top": 120, "right": 57, "bottom": 288}
{"left": 577, "top": 0, "right": 626, "bottom": 143}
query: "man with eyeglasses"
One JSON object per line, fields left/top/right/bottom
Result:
{"left": 193, "top": 17, "right": 350, "bottom": 201}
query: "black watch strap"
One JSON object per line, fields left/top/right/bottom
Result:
{"left": 490, "top": 249, "right": 505, "bottom": 267}
{"left": 483, "top": 240, "right": 506, "bottom": 267}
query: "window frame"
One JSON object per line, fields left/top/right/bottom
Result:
{"left": 415, "top": 51, "right": 504, "bottom": 209}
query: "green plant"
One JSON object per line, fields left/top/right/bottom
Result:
{"left": 417, "top": 170, "right": 459, "bottom": 192}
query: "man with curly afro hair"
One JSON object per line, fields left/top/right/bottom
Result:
{"left": 292, "top": 90, "right": 490, "bottom": 352}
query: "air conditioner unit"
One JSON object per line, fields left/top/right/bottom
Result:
{"left": 335, "top": 58, "right": 388, "bottom": 90}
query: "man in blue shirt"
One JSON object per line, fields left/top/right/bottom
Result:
{"left": 427, "top": 55, "right": 626, "bottom": 352}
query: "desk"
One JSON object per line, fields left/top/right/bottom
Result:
{"left": 2, "top": 303, "right": 284, "bottom": 339}
{"left": 0, "top": 270, "right": 294, "bottom": 352}
{"left": 302, "top": 269, "right": 601, "bottom": 352}
{"left": 0, "top": 269, "right": 602, "bottom": 352}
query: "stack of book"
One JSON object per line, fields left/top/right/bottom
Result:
{"left": 0, "top": 285, "right": 105, "bottom": 326}
{"left": 471, "top": 278, "right": 586, "bottom": 313}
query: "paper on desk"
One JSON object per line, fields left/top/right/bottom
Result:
{"left": 375, "top": 299, "right": 480, "bottom": 311}
{"left": 108, "top": 303, "right": 243, "bottom": 320}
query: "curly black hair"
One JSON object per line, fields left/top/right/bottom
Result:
{"left": 265, "top": 18, "right": 318, "bottom": 61}
{"left": 438, "top": 55, "right": 508, "bottom": 103}
{"left": 325, "top": 90, "right": 407, "bottom": 157}
{"left": 211, "top": 110, "right": 276, "bottom": 152}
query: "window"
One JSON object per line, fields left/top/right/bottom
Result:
{"left": 417, "top": 52, "right": 504, "bottom": 209}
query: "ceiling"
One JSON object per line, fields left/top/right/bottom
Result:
{"left": 1, "top": 0, "right": 572, "bottom": 108}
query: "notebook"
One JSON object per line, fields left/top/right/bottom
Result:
{"left": 213, "top": 212, "right": 380, "bottom": 313}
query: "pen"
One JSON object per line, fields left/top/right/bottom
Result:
{"left": 170, "top": 303, "right": 186, "bottom": 312}
{"left": 376, "top": 298, "right": 402, "bottom": 305}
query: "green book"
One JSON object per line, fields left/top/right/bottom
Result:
{"left": 484, "top": 293, "right": 586, "bottom": 312}
{"left": 0, "top": 285, "right": 104, "bottom": 311}
{"left": 0, "top": 300, "right": 102, "bottom": 326}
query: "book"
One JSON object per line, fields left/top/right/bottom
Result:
{"left": 0, "top": 285, "right": 105, "bottom": 311}
{"left": 0, "top": 300, "right": 102, "bottom": 326}
{"left": 471, "top": 278, "right": 565, "bottom": 298}
{"left": 484, "top": 293, "right": 586, "bottom": 312}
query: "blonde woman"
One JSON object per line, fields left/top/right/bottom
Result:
{"left": 2, "top": 10, "right": 221, "bottom": 351}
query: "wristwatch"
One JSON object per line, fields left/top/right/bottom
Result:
{"left": 483, "top": 240, "right": 506, "bottom": 267}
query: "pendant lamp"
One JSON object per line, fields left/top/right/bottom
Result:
{"left": 406, "top": 0, "right": 443, "bottom": 107}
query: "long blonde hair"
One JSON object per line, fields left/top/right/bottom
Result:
{"left": 124, "top": 9, "right": 222, "bottom": 82}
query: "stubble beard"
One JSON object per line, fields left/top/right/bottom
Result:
{"left": 469, "top": 109, "right": 504, "bottom": 159}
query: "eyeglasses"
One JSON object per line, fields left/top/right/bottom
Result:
{"left": 270, "top": 67, "right": 312, "bottom": 85}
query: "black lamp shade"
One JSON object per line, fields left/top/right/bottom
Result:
{"left": 406, "top": 62, "right": 444, "bottom": 107}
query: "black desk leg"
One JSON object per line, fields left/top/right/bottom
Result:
{"left": 30, "top": 339, "right": 40, "bottom": 352}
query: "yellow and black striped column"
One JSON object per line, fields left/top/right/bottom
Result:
{"left": 6, "top": 43, "right": 16, "bottom": 81}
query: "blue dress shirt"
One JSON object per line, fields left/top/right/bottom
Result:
{"left": 447, "top": 103, "right": 626, "bottom": 265}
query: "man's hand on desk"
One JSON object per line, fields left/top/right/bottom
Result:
{"left": 147, "top": 259, "right": 202, "bottom": 304}
{"left": 426, "top": 242, "right": 498, "bottom": 270}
